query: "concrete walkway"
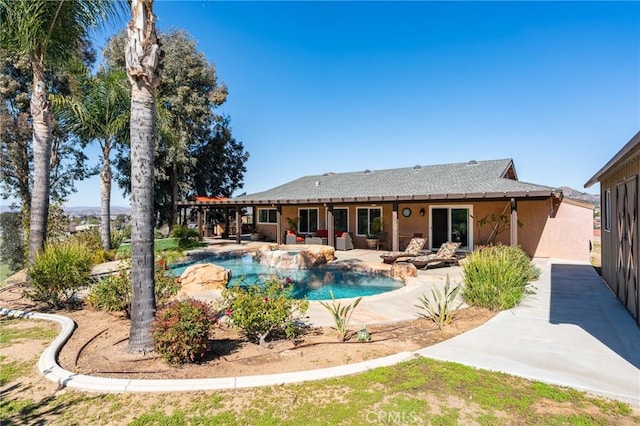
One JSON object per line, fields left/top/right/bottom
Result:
{"left": 418, "top": 258, "right": 640, "bottom": 406}
{"left": 3, "top": 244, "right": 639, "bottom": 405}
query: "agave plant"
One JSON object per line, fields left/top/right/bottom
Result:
{"left": 415, "top": 274, "right": 462, "bottom": 330}
{"left": 319, "top": 291, "right": 362, "bottom": 341}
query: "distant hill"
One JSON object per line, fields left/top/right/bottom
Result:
{"left": 0, "top": 205, "right": 131, "bottom": 215}
{"left": 560, "top": 187, "right": 599, "bottom": 206}
{"left": 64, "top": 206, "right": 131, "bottom": 216}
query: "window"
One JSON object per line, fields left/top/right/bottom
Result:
{"left": 356, "top": 207, "right": 381, "bottom": 237}
{"left": 258, "top": 208, "right": 277, "bottom": 224}
{"left": 333, "top": 208, "right": 348, "bottom": 233}
{"left": 299, "top": 208, "right": 318, "bottom": 233}
{"left": 604, "top": 189, "right": 611, "bottom": 231}
{"left": 430, "top": 206, "right": 471, "bottom": 250}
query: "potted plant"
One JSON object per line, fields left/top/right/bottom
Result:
{"left": 366, "top": 217, "right": 382, "bottom": 249}
{"left": 286, "top": 217, "right": 299, "bottom": 235}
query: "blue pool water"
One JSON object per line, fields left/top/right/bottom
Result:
{"left": 172, "top": 254, "right": 403, "bottom": 300}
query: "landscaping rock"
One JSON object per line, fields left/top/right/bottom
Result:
{"left": 390, "top": 262, "right": 417, "bottom": 280}
{"left": 179, "top": 263, "right": 231, "bottom": 293}
{"left": 256, "top": 245, "right": 336, "bottom": 269}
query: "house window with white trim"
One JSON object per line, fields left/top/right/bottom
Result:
{"left": 356, "top": 207, "right": 381, "bottom": 237}
{"left": 258, "top": 208, "right": 277, "bottom": 224}
{"left": 333, "top": 208, "right": 348, "bottom": 233}
{"left": 603, "top": 189, "right": 611, "bottom": 231}
{"left": 299, "top": 208, "right": 318, "bottom": 234}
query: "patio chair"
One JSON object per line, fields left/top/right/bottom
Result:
{"left": 406, "top": 241, "right": 461, "bottom": 269}
{"left": 379, "top": 237, "right": 427, "bottom": 264}
{"left": 335, "top": 232, "right": 354, "bottom": 251}
{"left": 376, "top": 231, "right": 390, "bottom": 251}
{"left": 285, "top": 232, "right": 304, "bottom": 244}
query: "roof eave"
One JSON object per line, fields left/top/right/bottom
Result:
{"left": 585, "top": 130, "right": 640, "bottom": 188}
{"left": 177, "top": 190, "right": 559, "bottom": 207}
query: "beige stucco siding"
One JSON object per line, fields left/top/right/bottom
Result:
{"left": 520, "top": 199, "right": 594, "bottom": 261}
{"left": 254, "top": 198, "right": 592, "bottom": 260}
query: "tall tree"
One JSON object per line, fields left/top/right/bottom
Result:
{"left": 105, "top": 29, "right": 248, "bottom": 227}
{"left": 126, "top": 0, "right": 161, "bottom": 353}
{"left": 56, "top": 68, "right": 130, "bottom": 250}
{"left": 0, "top": 0, "right": 124, "bottom": 264}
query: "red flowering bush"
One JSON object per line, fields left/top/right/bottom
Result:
{"left": 152, "top": 298, "right": 217, "bottom": 364}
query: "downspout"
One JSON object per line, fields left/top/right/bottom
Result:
{"left": 510, "top": 198, "right": 518, "bottom": 247}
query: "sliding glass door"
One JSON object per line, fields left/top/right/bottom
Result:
{"left": 430, "top": 206, "right": 471, "bottom": 250}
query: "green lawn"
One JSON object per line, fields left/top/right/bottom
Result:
{"left": 0, "top": 262, "right": 13, "bottom": 283}
{"left": 117, "top": 238, "right": 181, "bottom": 256}
{"left": 1, "top": 314, "right": 639, "bottom": 425}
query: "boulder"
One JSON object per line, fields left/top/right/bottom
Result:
{"left": 179, "top": 263, "right": 231, "bottom": 292}
{"left": 256, "top": 245, "right": 336, "bottom": 269}
{"left": 390, "top": 262, "right": 417, "bottom": 281}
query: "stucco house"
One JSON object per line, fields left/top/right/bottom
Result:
{"left": 585, "top": 130, "right": 640, "bottom": 324}
{"left": 179, "top": 158, "right": 593, "bottom": 262}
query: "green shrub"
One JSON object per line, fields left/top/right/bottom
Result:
{"left": 462, "top": 244, "right": 539, "bottom": 310}
{"left": 415, "top": 274, "right": 462, "bottom": 330}
{"left": 68, "top": 228, "right": 116, "bottom": 265}
{"left": 27, "top": 241, "right": 93, "bottom": 308}
{"left": 152, "top": 298, "right": 217, "bottom": 364}
{"left": 86, "top": 259, "right": 180, "bottom": 318}
{"left": 319, "top": 291, "right": 362, "bottom": 341}
{"left": 110, "top": 228, "right": 128, "bottom": 250}
{"left": 219, "top": 277, "right": 309, "bottom": 346}
{"left": 170, "top": 225, "right": 202, "bottom": 249}
{"left": 0, "top": 211, "right": 25, "bottom": 274}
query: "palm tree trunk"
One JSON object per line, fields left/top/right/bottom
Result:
{"left": 126, "top": 0, "right": 161, "bottom": 353}
{"left": 28, "top": 56, "right": 52, "bottom": 265}
{"left": 100, "top": 144, "right": 112, "bottom": 250}
{"left": 171, "top": 160, "right": 178, "bottom": 229}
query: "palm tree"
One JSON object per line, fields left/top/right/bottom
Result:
{"left": 0, "top": 0, "right": 125, "bottom": 264}
{"left": 57, "top": 68, "right": 130, "bottom": 250}
{"left": 126, "top": 0, "right": 161, "bottom": 353}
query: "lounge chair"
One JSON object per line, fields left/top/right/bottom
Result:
{"left": 379, "top": 237, "right": 427, "bottom": 264}
{"left": 406, "top": 241, "right": 461, "bottom": 269}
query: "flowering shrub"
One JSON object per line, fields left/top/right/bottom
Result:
{"left": 152, "top": 298, "right": 217, "bottom": 364}
{"left": 219, "top": 277, "right": 309, "bottom": 346}
{"left": 86, "top": 258, "right": 180, "bottom": 318}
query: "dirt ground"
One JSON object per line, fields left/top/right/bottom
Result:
{"left": 1, "top": 283, "right": 495, "bottom": 381}
{"left": 4, "top": 284, "right": 640, "bottom": 426}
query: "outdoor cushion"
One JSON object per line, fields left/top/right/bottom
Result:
{"left": 435, "top": 241, "right": 460, "bottom": 258}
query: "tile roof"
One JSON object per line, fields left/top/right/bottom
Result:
{"left": 230, "top": 158, "right": 560, "bottom": 204}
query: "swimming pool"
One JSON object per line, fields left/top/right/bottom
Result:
{"left": 171, "top": 254, "right": 403, "bottom": 300}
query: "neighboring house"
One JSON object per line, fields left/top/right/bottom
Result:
{"left": 178, "top": 158, "right": 593, "bottom": 261}
{"left": 585, "top": 130, "right": 640, "bottom": 325}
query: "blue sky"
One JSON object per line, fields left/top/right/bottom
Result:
{"left": 27, "top": 1, "right": 640, "bottom": 207}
